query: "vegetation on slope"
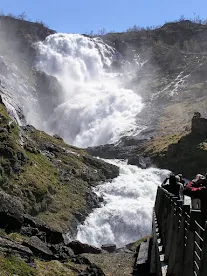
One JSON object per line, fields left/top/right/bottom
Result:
{"left": 0, "top": 99, "right": 118, "bottom": 232}
{"left": 143, "top": 129, "right": 207, "bottom": 179}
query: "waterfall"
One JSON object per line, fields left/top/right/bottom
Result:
{"left": 0, "top": 31, "right": 167, "bottom": 248}
{"left": 36, "top": 34, "right": 144, "bottom": 147}
{"left": 36, "top": 34, "right": 167, "bottom": 247}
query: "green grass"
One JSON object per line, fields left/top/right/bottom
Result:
{"left": 0, "top": 255, "right": 36, "bottom": 276}
{"left": 35, "top": 260, "right": 81, "bottom": 276}
{"left": 0, "top": 102, "right": 116, "bottom": 232}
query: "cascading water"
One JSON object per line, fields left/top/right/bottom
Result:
{"left": 34, "top": 34, "right": 169, "bottom": 247}
{"left": 36, "top": 34, "right": 144, "bottom": 147}
{"left": 0, "top": 32, "right": 168, "bottom": 248}
{"left": 77, "top": 159, "right": 169, "bottom": 248}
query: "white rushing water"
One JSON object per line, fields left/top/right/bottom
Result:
{"left": 77, "top": 159, "right": 169, "bottom": 248}
{"left": 36, "top": 34, "right": 144, "bottom": 147}
{"left": 0, "top": 32, "right": 169, "bottom": 248}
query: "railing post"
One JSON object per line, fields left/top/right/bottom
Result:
{"left": 199, "top": 221, "right": 207, "bottom": 276}
{"left": 164, "top": 196, "right": 178, "bottom": 262}
{"left": 183, "top": 210, "right": 201, "bottom": 276}
{"left": 175, "top": 204, "right": 190, "bottom": 276}
{"left": 161, "top": 193, "right": 172, "bottom": 249}
{"left": 167, "top": 200, "right": 183, "bottom": 275}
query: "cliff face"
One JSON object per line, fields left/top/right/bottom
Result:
{"left": 103, "top": 20, "right": 207, "bottom": 136}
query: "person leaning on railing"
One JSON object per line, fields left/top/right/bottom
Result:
{"left": 161, "top": 173, "right": 184, "bottom": 200}
{"left": 183, "top": 174, "right": 207, "bottom": 223}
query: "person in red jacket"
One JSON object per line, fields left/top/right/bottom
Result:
{"left": 184, "top": 175, "right": 207, "bottom": 224}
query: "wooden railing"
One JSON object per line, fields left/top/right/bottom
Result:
{"left": 150, "top": 186, "right": 207, "bottom": 276}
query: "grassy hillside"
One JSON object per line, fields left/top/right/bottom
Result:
{"left": 0, "top": 99, "right": 118, "bottom": 232}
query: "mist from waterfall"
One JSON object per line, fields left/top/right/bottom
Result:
{"left": 36, "top": 34, "right": 144, "bottom": 147}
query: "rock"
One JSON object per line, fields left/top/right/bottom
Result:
{"left": 82, "top": 155, "right": 119, "bottom": 180}
{"left": 127, "top": 155, "right": 149, "bottom": 169}
{"left": 0, "top": 190, "right": 24, "bottom": 232}
{"left": 0, "top": 235, "right": 32, "bottom": 255}
{"left": 68, "top": 240, "right": 102, "bottom": 255}
{"left": 23, "top": 236, "right": 53, "bottom": 260}
{"left": 20, "top": 226, "right": 39, "bottom": 237}
{"left": 40, "top": 225, "right": 64, "bottom": 244}
{"left": 191, "top": 114, "right": 207, "bottom": 137}
{"left": 53, "top": 134, "right": 63, "bottom": 141}
{"left": 23, "top": 214, "right": 64, "bottom": 244}
{"left": 78, "top": 264, "right": 105, "bottom": 276}
{"left": 50, "top": 243, "right": 74, "bottom": 260}
{"left": 0, "top": 235, "right": 33, "bottom": 261}
{"left": 23, "top": 214, "right": 46, "bottom": 228}
{"left": 101, "top": 244, "right": 116, "bottom": 253}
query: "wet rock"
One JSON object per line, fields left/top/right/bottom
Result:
{"left": 127, "top": 155, "right": 151, "bottom": 168}
{"left": 82, "top": 155, "right": 119, "bottom": 180}
{"left": 86, "top": 138, "right": 149, "bottom": 168}
{"left": 68, "top": 240, "right": 102, "bottom": 255}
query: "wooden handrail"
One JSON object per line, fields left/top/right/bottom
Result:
{"left": 151, "top": 186, "right": 207, "bottom": 276}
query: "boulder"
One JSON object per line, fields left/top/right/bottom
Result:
{"left": 78, "top": 264, "right": 105, "bottom": 276}
{"left": 68, "top": 240, "right": 102, "bottom": 255}
{"left": 0, "top": 235, "right": 32, "bottom": 261}
{"left": 50, "top": 243, "right": 74, "bottom": 260}
{"left": 53, "top": 134, "right": 63, "bottom": 141}
{"left": 101, "top": 244, "right": 116, "bottom": 253}
{"left": 23, "top": 236, "right": 53, "bottom": 260}
{"left": 0, "top": 235, "right": 32, "bottom": 255}
{"left": 0, "top": 190, "right": 24, "bottom": 232}
{"left": 23, "top": 214, "right": 64, "bottom": 244}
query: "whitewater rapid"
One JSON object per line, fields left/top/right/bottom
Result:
{"left": 36, "top": 34, "right": 144, "bottom": 147}
{"left": 77, "top": 159, "right": 169, "bottom": 248}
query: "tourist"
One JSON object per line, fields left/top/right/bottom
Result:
{"left": 162, "top": 173, "right": 184, "bottom": 200}
{"left": 184, "top": 175, "right": 207, "bottom": 222}
{"left": 177, "top": 173, "right": 186, "bottom": 186}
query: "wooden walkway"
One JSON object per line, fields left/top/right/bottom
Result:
{"left": 151, "top": 187, "right": 207, "bottom": 276}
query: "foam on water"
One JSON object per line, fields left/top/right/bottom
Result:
{"left": 77, "top": 159, "right": 170, "bottom": 248}
{"left": 36, "top": 34, "right": 144, "bottom": 147}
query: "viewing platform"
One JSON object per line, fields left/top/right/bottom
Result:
{"left": 149, "top": 186, "right": 207, "bottom": 276}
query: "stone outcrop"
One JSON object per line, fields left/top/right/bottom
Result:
{"left": 0, "top": 190, "right": 24, "bottom": 232}
{"left": 68, "top": 240, "right": 102, "bottom": 255}
{"left": 23, "top": 236, "right": 53, "bottom": 260}
{"left": 87, "top": 136, "right": 151, "bottom": 168}
{"left": 191, "top": 112, "right": 207, "bottom": 138}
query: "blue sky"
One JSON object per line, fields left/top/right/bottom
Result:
{"left": 0, "top": 0, "right": 206, "bottom": 34}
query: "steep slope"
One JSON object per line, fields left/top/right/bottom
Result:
{"left": 0, "top": 98, "right": 118, "bottom": 233}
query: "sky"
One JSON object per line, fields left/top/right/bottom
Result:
{"left": 0, "top": 0, "right": 207, "bottom": 34}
